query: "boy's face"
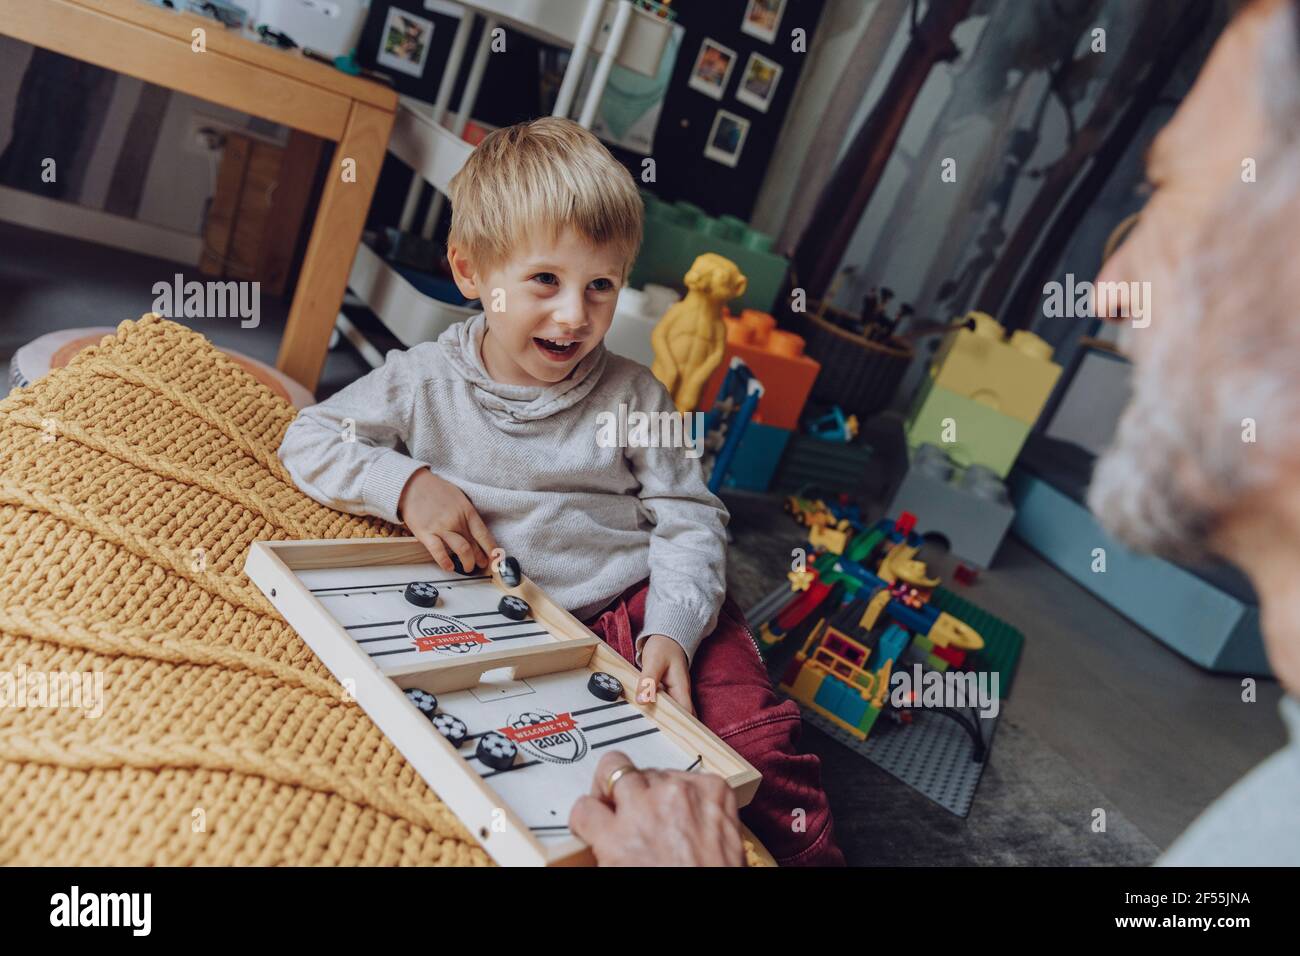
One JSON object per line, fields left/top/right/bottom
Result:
{"left": 449, "top": 227, "right": 624, "bottom": 387}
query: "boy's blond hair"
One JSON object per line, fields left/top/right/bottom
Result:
{"left": 447, "top": 117, "right": 644, "bottom": 280}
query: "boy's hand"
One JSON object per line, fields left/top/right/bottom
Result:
{"left": 641, "top": 634, "right": 694, "bottom": 715}
{"left": 398, "top": 468, "right": 497, "bottom": 574}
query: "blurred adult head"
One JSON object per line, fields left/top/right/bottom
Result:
{"left": 1089, "top": 0, "right": 1300, "bottom": 693}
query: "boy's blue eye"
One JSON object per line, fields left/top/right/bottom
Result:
{"left": 533, "top": 273, "right": 618, "bottom": 291}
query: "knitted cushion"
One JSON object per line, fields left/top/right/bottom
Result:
{"left": 0, "top": 314, "right": 768, "bottom": 866}
{"left": 9, "top": 326, "right": 317, "bottom": 409}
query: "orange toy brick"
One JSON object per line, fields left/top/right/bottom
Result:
{"left": 698, "top": 310, "right": 821, "bottom": 430}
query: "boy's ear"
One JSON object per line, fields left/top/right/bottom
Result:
{"left": 446, "top": 244, "right": 480, "bottom": 299}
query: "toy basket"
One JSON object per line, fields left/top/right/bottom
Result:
{"left": 796, "top": 306, "right": 913, "bottom": 419}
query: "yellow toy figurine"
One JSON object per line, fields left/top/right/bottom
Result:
{"left": 651, "top": 253, "right": 748, "bottom": 412}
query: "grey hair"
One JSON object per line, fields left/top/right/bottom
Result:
{"left": 1088, "top": 0, "right": 1300, "bottom": 561}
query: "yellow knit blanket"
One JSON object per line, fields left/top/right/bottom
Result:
{"left": 0, "top": 315, "right": 765, "bottom": 866}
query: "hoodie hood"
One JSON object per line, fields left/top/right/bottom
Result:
{"left": 437, "top": 312, "right": 610, "bottom": 424}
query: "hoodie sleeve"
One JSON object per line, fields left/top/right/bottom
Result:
{"left": 277, "top": 346, "right": 432, "bottom": 525}
{"left": 623, "top": 369, "right": 730, "bottom": 666}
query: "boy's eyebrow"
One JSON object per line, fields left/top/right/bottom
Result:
{"left": 520, "top": 261, "right": 622, "bottom": 276}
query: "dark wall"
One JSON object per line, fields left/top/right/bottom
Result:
{"left": 360, "top": 0, "right": 824, "bottom": 228}
{"left": 609, "top": 0, "right": 825, "bottom": 219}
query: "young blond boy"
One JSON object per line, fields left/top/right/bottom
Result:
{"left": 279, "top": 117, "right": 842, "bottom": 865}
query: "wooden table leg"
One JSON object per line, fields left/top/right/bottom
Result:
{"left": 276, "top": 100, "right": 393, "bottom": 393}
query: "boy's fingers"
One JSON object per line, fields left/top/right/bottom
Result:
{"left": 440, "top": 529, "right": 478, "bottom": 573}
{"left": 665, "top": 661, "right": 695, "bottom": 716}
{"left": 417, "top": 532, "right": 455, "bottom": 573}
{"left": 465, "top": 510, "right": 497, "bottom": 567}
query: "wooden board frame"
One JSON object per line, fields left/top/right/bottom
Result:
{"left": 244, "top": 537, "right": 761, "bottom": 866}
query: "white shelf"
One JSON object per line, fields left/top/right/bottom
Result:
{"left": 348, "top": 241, "right": 476, "bottom": 347}
{"left": 390, "top": 97, "right": 477, "bottom": 195}
{"left": 461, "top": 0, "right": 591, "bottom": 47}
{"left": 460, "top": 0, "right": 671, "bottom": 74}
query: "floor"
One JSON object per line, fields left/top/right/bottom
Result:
{"left": 0, "top": 221, "right": 376, "bottom": 401}
{"left": 2, "top": 222, "right": 1290, "bottom": 865}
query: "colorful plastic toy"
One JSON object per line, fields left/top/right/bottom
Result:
{"left": 769, "top": 513, "right": 986, "bottom": 744}
{"left": 809, "top": 520, "right": 852, "bottom": 555}
{"left": 805, "top": 406, "right": 860, "bottom": 443}
{"left": 698, "top": 309, "right": 821, "bottom": 430}
{"left": 700, "top": 358, "right": 763, "bottom": 494}
{"left": 783, "top": 494, "right": 833, "bottom": 529}
{"left": 630, "top": 195, "right": 788, "bottom": 314}
{"left": 905, "top": 311, "right": 1062, "bottom": 477}
{"left": 929, "top": 312, "right": 1062, "bottom": 424}
{"left": 713, "top": 422, "right": 792, "bottom": 493}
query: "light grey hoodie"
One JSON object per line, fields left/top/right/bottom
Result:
{"left": 277, "top": 313, "right": 729, "bottom": 663}
{"left": 1158, "top": 694, "right": 1300, "bottom": 866}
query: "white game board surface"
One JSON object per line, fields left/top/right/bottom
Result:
{"left": 296, "top": 561, "right": 558, "bottom": 672}
{"left": 437, "top": 667, "right": 700, "bottom": 838}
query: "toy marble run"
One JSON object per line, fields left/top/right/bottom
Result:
{"left": 766, "top": 512, "right": 986, "bottom": 743}
{"left": 782, "top": 493, "right": 863, "bottom": 533}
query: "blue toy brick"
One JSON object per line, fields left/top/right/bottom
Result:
{"left": 721, "top": 422, "right": 792, "bottom": 492}
{"left": 814, "top": 676, "right": 868, "bottom": 727}
{"left": 884, "top": 601, "right": 935, "bottom": 635}
{"left": 871, "top": 623, "right": 912, "bottom": 671}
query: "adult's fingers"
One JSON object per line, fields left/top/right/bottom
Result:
{"left": 568, "top": 794, "right": 617, "bottom": 846}
{"left": 589, "top": 750, "right": 647, "bottom": 802}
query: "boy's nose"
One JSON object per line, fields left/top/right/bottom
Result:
{"left": 551, "top": 293, "right": 588, "bottom": 329}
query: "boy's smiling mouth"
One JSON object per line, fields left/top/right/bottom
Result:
{"left": 533, "top": 336, "right": 582, "bottom": 361}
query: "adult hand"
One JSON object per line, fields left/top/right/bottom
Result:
{"left": 569, "top": 751, "right": 744, "bottom": 866}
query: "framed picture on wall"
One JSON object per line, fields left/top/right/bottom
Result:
{"left": 688, "top": 38, "right": 737, "bottom": 100}
{"left": 358, "top": 2, "right": 462, "bottom": 99}
{"left": 704, "top": 109, "right": 750, "bottom": 167}
{"left": 736, "top": 52, "right": 782, "bottom": 113}
{"left": 376, "top": 6, "right": 435, "bottom": 77}
{"left": 740, "top": 0, "right": 786, "bottom": 44}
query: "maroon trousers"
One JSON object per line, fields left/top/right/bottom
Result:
{"left": 584, "top": 581, "right": 845, "bottom": 866}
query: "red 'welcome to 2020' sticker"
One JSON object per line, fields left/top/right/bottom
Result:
{"left": 502, "top": 711, "right": 589, "bottom": 764}
{"left": 502, "top": 713, "right": 576, "bottom": 743}
{"left": 407, "top": 612, "right": 489, "bottom": 653}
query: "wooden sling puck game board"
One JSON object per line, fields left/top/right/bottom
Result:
{"left": 244, "top": 538, "right": 761, "bottom": 866}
